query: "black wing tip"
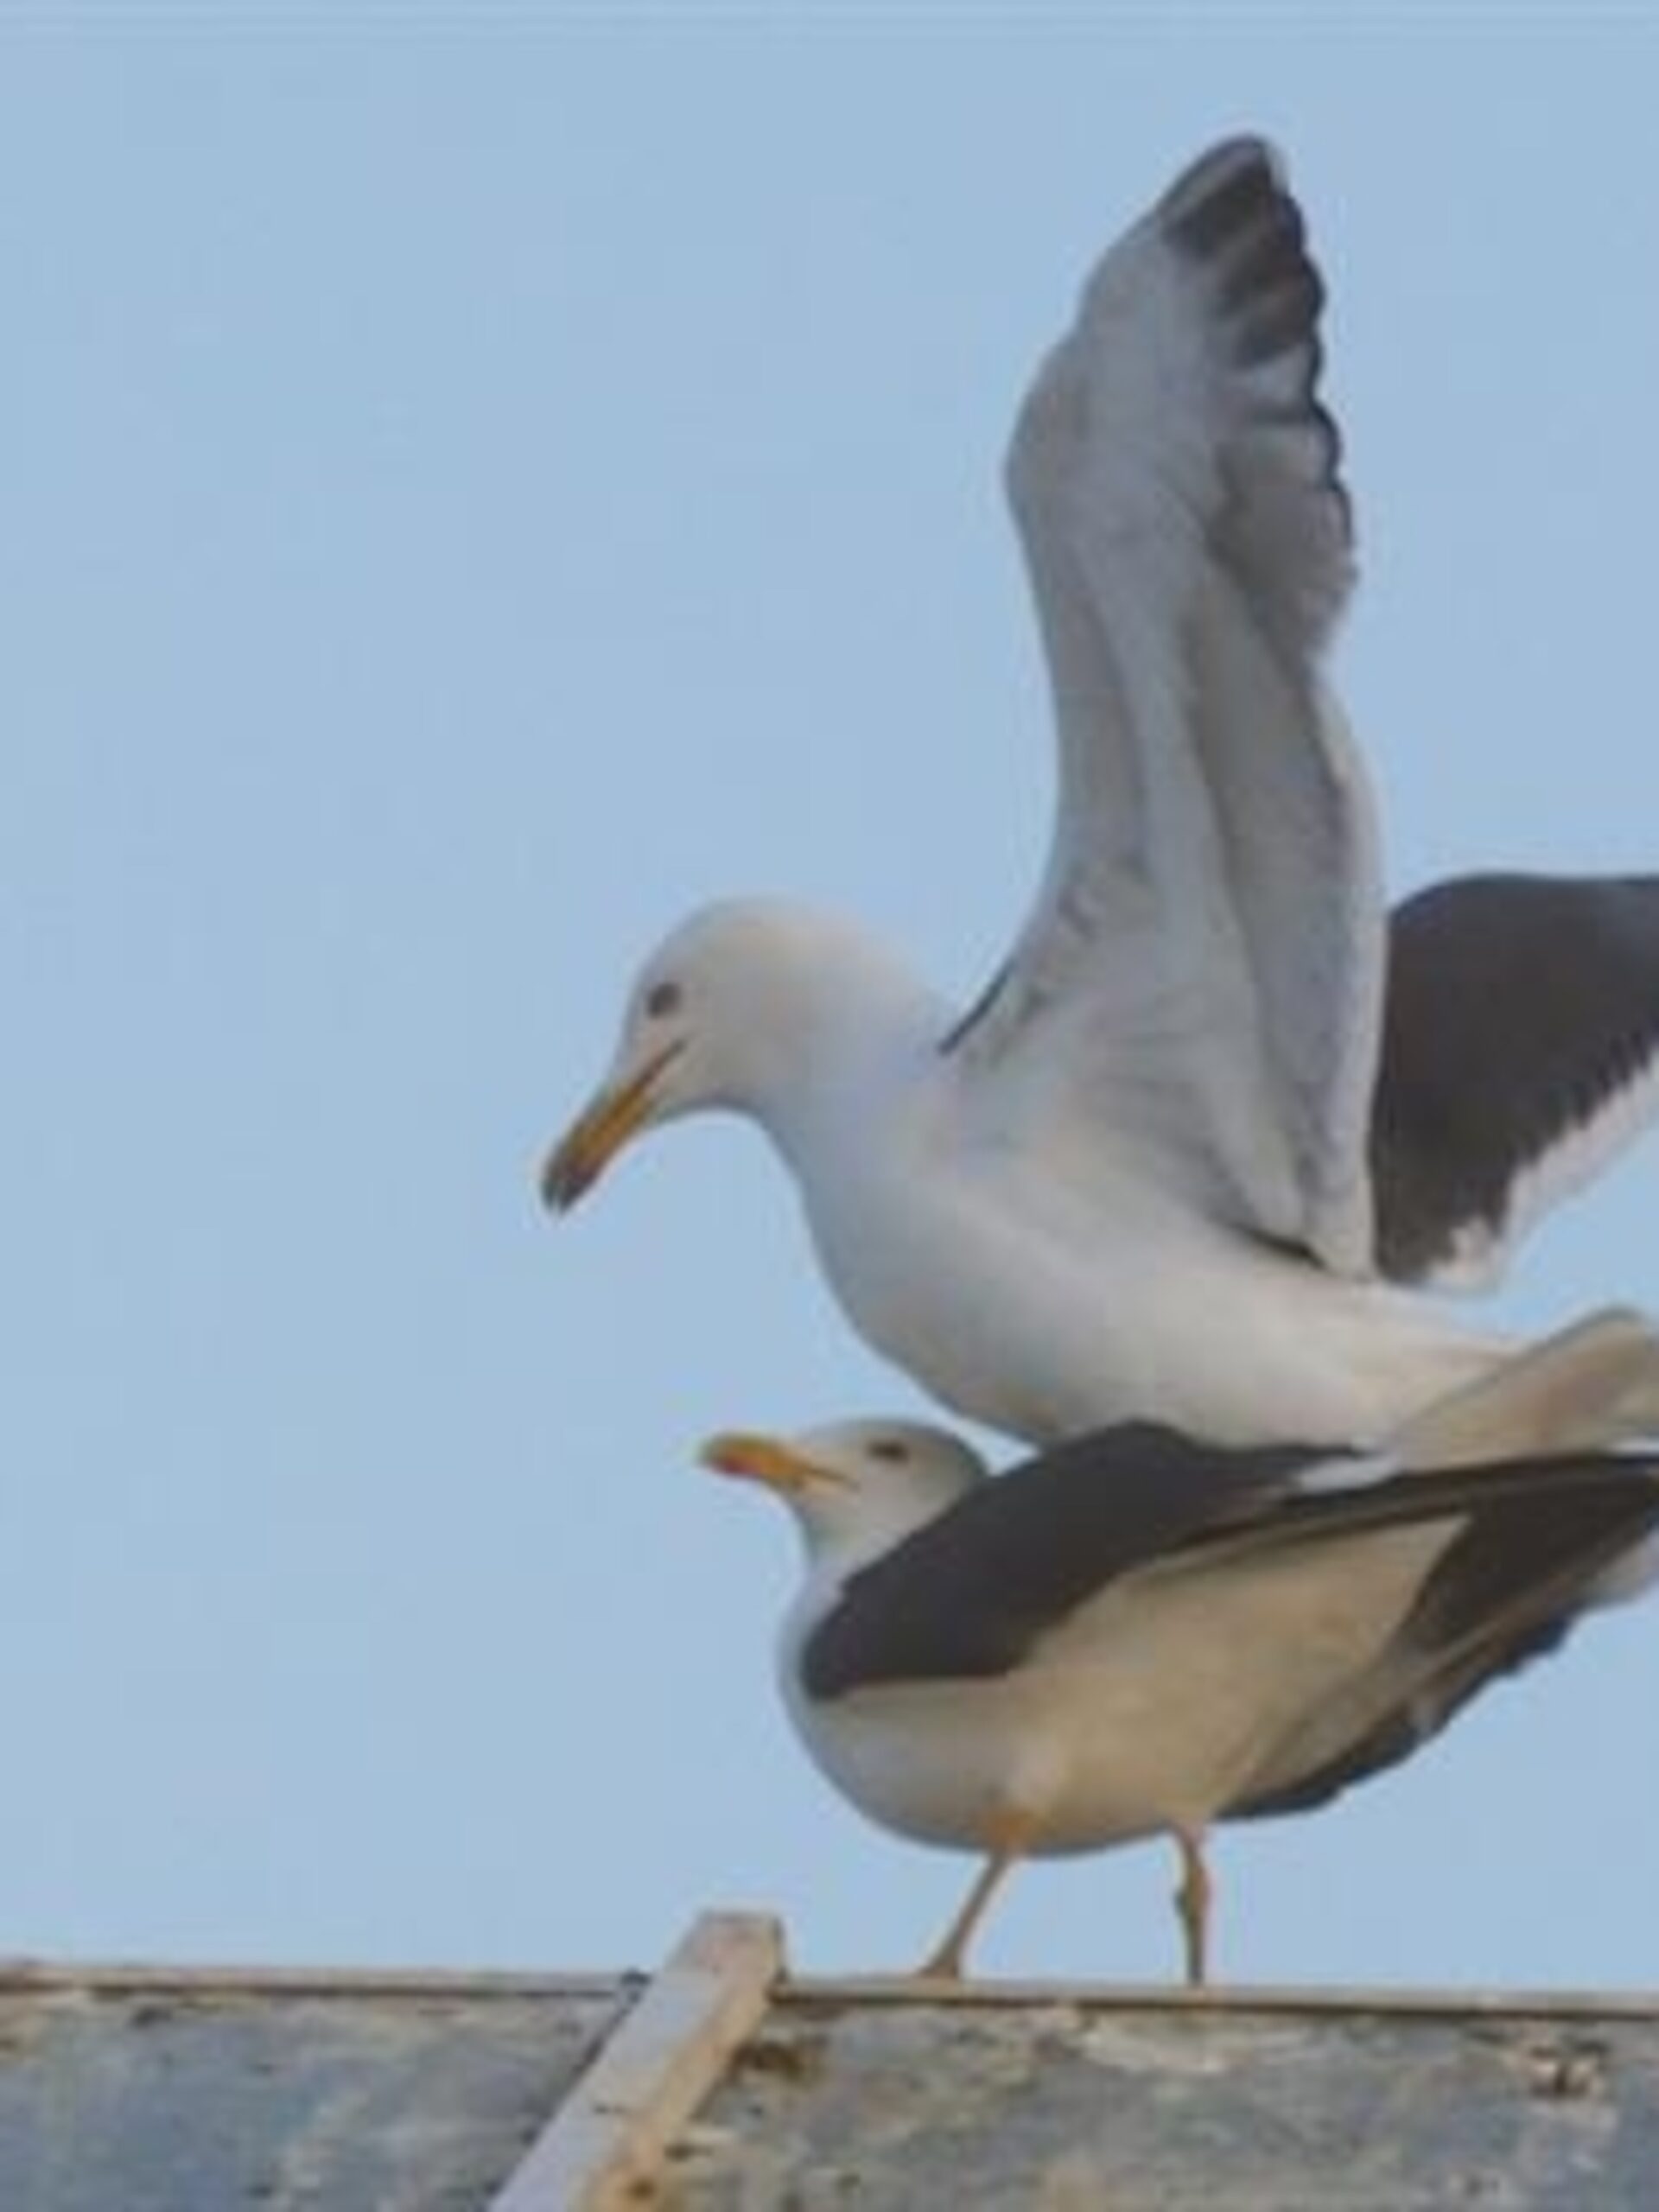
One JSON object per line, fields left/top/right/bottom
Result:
{"left": 1158, "top": 137, "right": 1286, "bottom": 238}
{"left": 1158, "top": 134, "right": 1325, "bottom": 378}
{"left": 1160, "top": 138, "right": 1349, "bottom": 556}
{"left": 1159, "top": 136, "right": 1287, "bottom": 253}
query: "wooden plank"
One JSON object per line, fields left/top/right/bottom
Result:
{"left": 487, "top": 1910, "right": 784, "bottom": 2210}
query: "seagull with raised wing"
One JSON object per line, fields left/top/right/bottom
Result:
{"left": 544, "top": 137, "right": 1659, "bottom": 1446}
{"left": 704, "top": 1311, "right": 1659, "bottom": 1982}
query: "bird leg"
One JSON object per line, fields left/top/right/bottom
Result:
{"left": 914, "top": 1808, "right": 1038, "bottom": 1980}
{"left": 1172, "top": 1825, "right": 1213, "bottom": 1988}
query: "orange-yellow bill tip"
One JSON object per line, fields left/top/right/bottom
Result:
{"left": 539, "top": 1043, "right": 683, "bottom": 1212}
{"left": 699, "top": 1433, "right": 854, "bottom": 1493}
{"left": 539, "top": 1106, "right": 612, "bottom": 1211}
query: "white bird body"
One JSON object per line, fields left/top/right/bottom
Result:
{"left": 547, "top": 139, "right": 1659, "bottom": 1452}
{"left": 664, "top": 899, "right": 1509, "bottom": 1445}
{"left": 794, "top": 1066, "right": 1507, "bottom": 1447}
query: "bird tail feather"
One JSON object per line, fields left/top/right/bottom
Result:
{"left": 1385, "top": 1306, "right": 1659, "bottom": 1469}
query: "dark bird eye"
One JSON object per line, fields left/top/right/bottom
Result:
{"left": 867, "top": 1437, "right": 912, "bottom": 1465}
{"left": 644, "top": 980, "right": 683, "bottom": 1020}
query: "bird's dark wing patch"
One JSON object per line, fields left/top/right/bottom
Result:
{"left": 801, "top": 1425, "right": 1327, "bottom": 1700}
{"left": 1373, "top": 874, "right": 1659, "bottom": 1283}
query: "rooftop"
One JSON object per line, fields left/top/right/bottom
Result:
{"left": 5, "top": 1915, "right": 1657, "bottom": 2208}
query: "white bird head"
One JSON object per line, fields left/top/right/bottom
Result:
{"left": 700, "top": 1417, "right": 988, "bottom": 1564}
{"left": 541, "top": 899, "right": 934, "bottom": 1210}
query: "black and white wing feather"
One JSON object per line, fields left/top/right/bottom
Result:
{"left": 1374, "top": 874, "right": 1659, "bottom": 1287}
{"left": 1226, "top": 1447, "right": 1659, "bottom": 1815}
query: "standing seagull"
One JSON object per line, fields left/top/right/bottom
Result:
{"left": 544, "top": 137, "right": 1659, "bottom": 1446}
{"left": 703, "top": 1312, "right": 1659, "bottom": 1982}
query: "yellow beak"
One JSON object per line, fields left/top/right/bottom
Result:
{"left": 540, "top": 1041, "right": 683, "bottom": 1211}
{"left": 699, "top": 1432, "right": 855, "bottom": 1495}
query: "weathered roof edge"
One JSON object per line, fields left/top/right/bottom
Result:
{"left": 0, "top": 1957, "right": 624, "bottom": 2001}
{"left": 5, "top": 1929, "right": 1658, "bottom": 2023}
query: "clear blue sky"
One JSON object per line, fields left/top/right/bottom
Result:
{"left": 7, "top": 10, "right": 1659, "bottom": 1989}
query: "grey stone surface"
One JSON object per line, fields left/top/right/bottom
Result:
{"left": 6, "top": 1958, "right": 1659, "bottom": 2210}
{"left": 666, "top": 1990, "right": 1659, "bottom": 2211}
{"left": 0, "top": 1972, "right": 627, "bottom": 2212}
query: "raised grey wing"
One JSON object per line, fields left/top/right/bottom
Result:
{"left": 951, "top": 137, "right": 1382, "bottom": 1271}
